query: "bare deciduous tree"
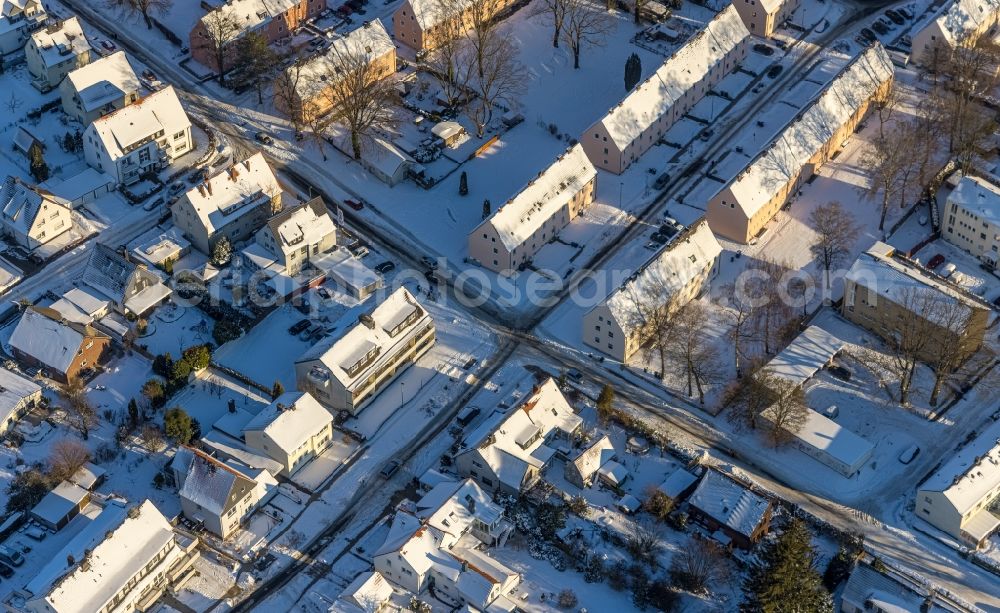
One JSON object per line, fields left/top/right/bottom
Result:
{"left": 629, "top": 277, "right": 679, "bottom": 379}
{"left": 48, "top": 439, "right": 91, "bottom": 481}
{"left": 665, "top": 302, "right": 725, "bottom": 405}
{"left": 105, "top": 0, "right": 172, "bottom": 29}
{"left": 668, "top": 537, "right": 729, "bottom": 594}
{"left": 63, "top": 377, "right": 98, "bottom": 440}
{"left": 860, "top": 132, "right": 914, "bottom": 232}
{"left": 461, "top": 31, "right": 527, "bottom": 137}
{"left": 762, "top": 375, "right": 808, "bottom": 448}
{"left": 197, "top": 7, "right": 242, "bottom": 86}
{"left": 561, "top": 0, "right": 613, "bottom": 69}
{"left": 422, "top": 5, "right": 470, "bottom": 109}
{"left": 624, "top": 519, "right": 663, "bottom": 563}
{"left": 273, "top": 59, "right": 307, "bottom": 132}
{"left": 723, "top": 282, "right": 755, "bottom": 375}
{"left": 809, "top": 201, "right": 859, "bottom": 287}
{"left": 321, "top": 44, "right": 400, "bottom": 160}
{"left": 533, "top": 0, "right": 569, "bottom": 48}
{"left": 726, "top": 367, "right": 779, "bottom": 433}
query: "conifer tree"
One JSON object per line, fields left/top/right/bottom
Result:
{"left": 742, "top": 519, "right": 832, "bottom": 612}
{"left": 28, "top": 142, "right": 48, "bottom": 182}
{"left": 597, "top": 383, "right": 614, "bottom": 423}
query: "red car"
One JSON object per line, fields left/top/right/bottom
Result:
{"left": 927, "top": 253, "right": 945, "bottom": 269}
{"left": 344, "top": 199, "right": 364, "bottom": 211}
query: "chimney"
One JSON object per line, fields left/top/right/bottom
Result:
{"left": 460, "top": 559, "right": 468, "bottom": 573}
{"left": 206, "top": 181, "right": 213, "bottom": 196}
{"left": 198, "top": 184, "right": 206, "bottom": 196}
{"left": 467, "top": 498, "right": 475, "bottom": 514}
{"left": 359, "top": 313, "right": 375, "bottom": 329}
{"left": 229, "top": 167, "right": 240, "bottom": 181}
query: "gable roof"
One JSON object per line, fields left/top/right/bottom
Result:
{"left": 0, "top": 176, "right": 71, "bottom": 238}
{"left": 9, "top": 307, "right": 108, "bottom": 374}
{"left": 720, "top": 44, "right": 893, "bottom": 218}
{"left": 292, "top": 19, "right": 394, "bottom": 101}
{"left": 0, "top": 366, "right": 41, "bottom": 420}
{"left": 260, "top": 197, "right": 335, "bottom": 255}
{"left": 414, "top": 479, "right": 503, "bottom": 539}
{"left": 473, "top": 144, "right": 596, "bottom": 252}
{"left": 243, "top": 391, "right": 332, "bottom": 454}
{"left": 920, "top": 417, "right": 1000, "bottom": 517}
{"left": 336, "top": 571, "right": 394, "bottom": 612}
{"left": 925, "top": 0, "right": 1000, "bottom": 46}
{"left": 593, "top": 4, "right": 749, "bottom": 151}
{"left": 569, "top": 434, "right": 616, "bottom": 482}
{"left": 29, "top": 17, "right": 89, "bottom": 70}
{"left": 65, "top": 51, "right": 140, "bottom": 114}
{"left": 88, "top": 86, "right": 189, "bottom": 161}
{"left": 180, "top": 152, "right": 279, "bottom": 234}
{"left": 689, "top": 471, "right": 770, "bottom": 538}
{"left": 948, "top": 174, "right": 1000, "bottom": 225}
{"left": 175, "top": 446, "right": 258, "bottom": 518}
{"left": 401, "top": 0, "right": 465, "bottom": 30}
{"left": 199, "top": 0, "right": 301, "bottom": 37}
{"left": 597, "top": 218, "right": 721, "bottom": 330}
{"left": 82, "top": 243, "right": 141, "bottom": 303}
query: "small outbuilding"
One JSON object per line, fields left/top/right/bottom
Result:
{"left": 30, "top": 481, "right": 91, "bottom": 531}
{"left": 432, "top": 121, "right": 466, "bottom": 148}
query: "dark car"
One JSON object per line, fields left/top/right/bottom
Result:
{"left": 927, "top": 253, "right": 945, "bottom": 269}
{"left": 653, "top": 173, "right": 671, "bottom": 190}
{"left": 752, "top": 43, "right": 774, "bottom": 56}
{"left": 871, "top": 21, "right": 889, "bottom": 35}
{"left": 375, "top": 261, "right": 396, "bottom": 274}
{"left": 344, "top": 199, "right": 364, "bottom": 211}
{"left": 0, "top": 562, "right": 13, "bottom": 579}
{"left": 828, "top": 365, "right": 852, "bottom": 382}
{"left": 884, "top": 9, "right": 904, "bottom": 24}
{"left": 767, "top": 64, "right": 783, "bottom": 78}
{"left": 424, "top": 270, "right": 439, "bottom": 285}
{"left": 860, "top": 28, "right": 877, "bottom": 42}
{"left": 288, "top": 318, "right": 310, "bottom": 334}
{"left": 380, "top": 460, "right": 400, "bottom": 479}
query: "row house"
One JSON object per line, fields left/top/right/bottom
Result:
{"left": 393, "top": 0, "right": 516, "bottom": 52}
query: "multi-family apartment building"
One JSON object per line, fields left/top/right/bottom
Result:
{"left": 731, "top": 0, "right": 800, "bottom": 37}
{"left": 911, "top": 0, "right": 1000, "bottom": 67}
{"left": 0, "top": 176, "right": 73, "bottom": 249}
{"left": 580, "top": 5, "right": 749, "bottom": 174}
{"left": 392, "top": 0, "right": 516, "bottom": 52}
{"left": 190, "top": 0, "right": 324, "bottom": 73}
{"left": 23, "top": 499, "right": 199, "bottom": 613}
{"left": 171, "top": 152, "right": 282, "bottom": 254}
{"left": 843, "top": 242, "right": 991, "bottom": 365}
{"left": 274, "top": 19, "right": 396, "bottom": 123}
{"left": 61, "top": 51, "right": 140, "bottom": 125}
{"left": 242, "top": 197, "right": 336, "bottom": 276}
{"left": 83, "top": 86, "right": 192, "bottom": 186}
{"left": 916, "top": 418, "right": 1000, "bottom": 548}
{"left": 468, "top": 143, "right": 596, "bottom": 274}
{"left": 707, "top": 43, "right": 894, "bottom": 243}
{"left": 942, "top": 174, "right": 1000, "bottom": 267}
{"left": 24, "top": 17, "right": 90, "bottom": 92}
{"left": 0, "top": 0, "right": 45, "bottom": 55}
{"left": 453, "top": 378, "right": 583, "bottom": 495}
{"left": 295, "top": 287, "right": 435, "bottom": 415}
{"left": 582, "top": 219, "right": 721, "bottom": 362}
{"left": 242, "top": 391, "right": 334, "bottom": 476}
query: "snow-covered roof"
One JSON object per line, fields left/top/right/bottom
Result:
{"left": 597, "top": 460, "right": 629, "bottom": 486}
{"left": 0, "top": 0, "right": 41, "bottom": 33}
{"left": 327, "top": 124, "right": 412, "bottom": 181}
{"left": 9, "top": 307, "right": 108, "bottom": 375}
{"left": 921, "top": 0, "right": 1000, "bottom": 46}
{"left": 61, "top": 286, "right": 111, "bottom": 317}
{"left": 947, "top": 174, "right": 1000, "bottom": 226}
{"left": 657, "top": 467, "right": 698, "bottom": 499}
{"left": 200, "top": 0, "right": 301, "bottom": 36}
{"left": 65, "top": 51, "right": 140, "bottom": 114}
{"left": 764, "top": 406, "right": 874, "bottom": 473}
{"left": 30, "top": 17, "right": 89, "bottom": 69}
{"left": 598, "top": 219, "right": 721, "bottom": 331}
{"left": 175, "top": 446, "right": 258, "bottom": 519}
{"left": 297, "top": 287, "right": 432, "bottom": 391}
{"left": 432, "top": 121, "right": 463, "bottom": 140}
{"left": 244, "top": 391, "right": 332, "bottom": 455}
{"left": 720, "top": 44, "right": 894, "bottom": 218}
{"left": 570, "top": 434, "right": 615, "bottom": 482}
{"left": 335, "top": 571, "right": 394, "bottom": 613}
{"left": 474, "top": 144, "right": 596, "bottom": 252}
{"left": 260, "top": 198, "right": 335, "bottom": 257}
{"left": 401, "top": 0, "right": 465, "bottom": 30}
{"left": 0, "top": 176, "right": 72, "bottom": 239}
{"left": 88, "top": 86, "right": 190, "bottom": 162}
{"left": 841, "top": 564, "right": 947, "bottom": 613}
{"left": 688, "top": 470, "right": 770, "bottom": 538}
{"left": 458, "top": 379, "right": 582, "bottom": 491}
{"left": 82, "top": 243, "right": 144, "bottom": 305}
{"left": 293, "top": 19, "right": 394, "bottom": 100}
{"left": 414, "top": 479, "right": 503, "bottom": 540}
{"left": 181, "top": 153, "right": 279, "bottom": 235}
{"left": 593, "top": 4, "right": 749, "bottom": 151}
{"left": 201, "top": 429, "right": 285, "bottom": 476}
{"left": 920, "top": 417, "right": 1000, "bottom": 516}
{"left": 312, "top": 248, "right": 382, "bottom": 295}
{"left": 68, "top": 462, "right": 105, "bottom": 490}
{"left": 846, "top": 241, "right": 989, "bottom": 327}
{"left": 132, "top": 227, "right": 190, "bottom": 267}
{"left": 35, "top": 500, "right": 179, "bottom": 613}
{"left": 764, "top": 324, "right": 845, "bottom": 388}
{"left": 30, "top": 481, "right": 89, "bottom": 526}
{"left": 0, "top": 366, "right": 41, "bottom": 423}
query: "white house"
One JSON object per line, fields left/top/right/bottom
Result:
{"left": 580, "top": 5, "right": 749, "bottom": 174}
{"left": 295, "top": 287, "right": 436, "bottom": 415}
{"left": 916, "top": 418, "right": 1000, "bottom": 547}
{"left": 0, "top": 366, "right": 41, "bottom": 436}
{"left": 83, "top": 85, "right": 192, "bottom": 186}
{"left": 172, "top": 446, "right": 277, "bottom": 539}
{"left": 942, "top": 174, "right": 1000, "bottom": 267}
{"left": 564, "top": 434, "right": 616, "bottom": 489}
{"left": 25, "top": 17, "right": 90, "bottom": 92}
{"left": 80, "top": 243, "right": 172, "bottom": 318}
{"left": 0, "top": 0, "right": 45, "bottom": 55}
{"left": 171, "top": 152, "right": 282, "bottom": 254}
{"left": 0, "top": 176, "right": 73, "bottom": 250}
{"left": 23, "top": 499, "right": 199, "bottom": 613}
{"left": 61, "top": 51, "right": 140, "bottom": 125}
{"left": 582, "top": 219, "right": 721, "bottom": 362}
{"left": 840, "top": 563, "right": 957, "bottom": 613}
{"left": 241, "top": 197, "right": 337, "bottom": 277}
{"left": 243, "top": 391, "right": 334, "bottom": 476}
{"left": 468, "top": 144, "right": 597, "bottom": 274}
{"left": 453, "top": 378, "right": 582, "bottom": 495}
{"left": 911, "top": 0, "right": 1000, "bottom": 67}
{"left": 333, "top": 571, "right": 395, "bottom": 613}
{"left": 373, "top": 480, "right": 519, "bottom": 610}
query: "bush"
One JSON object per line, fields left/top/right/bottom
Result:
{"left": 643, "top": 490, "right": 675, "bottom": 521}
{"left": 608, "top": 560, "right": 628, "bottom": 591}
{"left": 566, "top": 495, "right": 589, "bottom": 517}
{"left": 141, "top": 379, "right": 166, "bottom": 409}
{"left": 212, "top": 318, "right": 243, "bottom": 345}
{"left": 164, "top": 407, "right": 194, "bottom": 445}
{"left": 583, "top": 555, "right": 604, "bottom": 583}
{"left": 5, "top": 469, "right": 56, "bottom": 514}
{"left": 557, "top": 589, "right": 577, "bottom": 609}
{"left": 152, "top": 353, "right": 173, "bottom": 377}
{"left": 647, "top": 580, "right": 678, "bottom": 612}
{"left": 182, "top": 345, "right": 211, "bottom": 371}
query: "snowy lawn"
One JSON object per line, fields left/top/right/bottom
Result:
{"left": 139, "top": 303, "right": 215, "bottom": 357}
{"left": 168, "top": 368, "right": 271, "bottom": 429}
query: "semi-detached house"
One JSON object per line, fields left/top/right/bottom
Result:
{"left": 580, "top": 4, "right": 749, "bottom": 174}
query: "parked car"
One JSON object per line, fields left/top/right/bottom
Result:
{"left": 653, "top": 173, "right": 671, "bottom": 190}
{"left": 254, "top": 132, "right": 274, "bottom": 145}
{"left": 860, "top": 28, "right": 877, "bottom": 42}
{"left": 822, "top": 405, "right": 839, "bottom": 419}
{"left": 101, "top": 40, "right": 116, "bottom": 52}
{"left": 566, "top": 368, "right": 583, "bottom": 381}
{"left": 351, "top": 246, "right": 369, "bottom": 259}
{"left": 885, "top": 9, "right": 904, "bottom": 24}
{"left": 169, "top": 181, "right": 186, "bottom": 194}
{"left": 767, "top": 64, "right": 783, "bottom": 78}
{"left": 898, "top": 444, "right": 920, "bottom": 464}
{"left": 0, "top": 546, "right": 24, "bottom": 567}
{"left": 752, "top": 43, "right": 774, "bottom": 56}
{"left": 0, "top": 562, "right": 12, "bottom": 579}
{"left": 24, "top": 526, "right": 46, "bottom": 541}
{"left": 942, "top": 262, "right": 958, "bottom": 277}
{"left": 317, "top": 287, "right": 332, "bottom": 299}
{"left": 424, "top": 270, "right": 439, "bottom": 285}
{"left": 871, "top": 21, "right": 889, "bottom": 35}
{"left": 288, "top": 319, "right": 311, "bottom": 335}
{"left": 344, "top": 199, "right": 364, "bottom": 211}
{"left": 380, "top": 460, "right": 400, "bottom": 479}
{"left": 143, "top": 196, "right": 164, "bottom": 212}
{"left": 375, "top": 261, "right": 396, "bottom": 274}
{"left": 927, "top": 253, "right": 945, "bottom": 269}
{"left": 421, "top": 256, "right": 438, "bottom": 270}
